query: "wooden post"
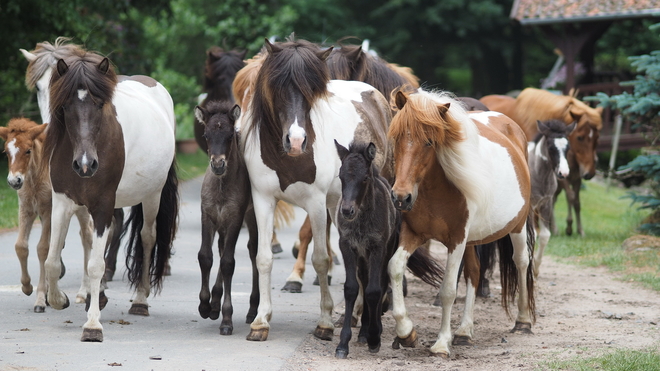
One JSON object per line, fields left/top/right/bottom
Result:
{"left": 607, "top": 114, "right": 623, "bottom": 191}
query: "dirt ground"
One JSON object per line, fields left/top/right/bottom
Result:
{"left": 282, "top": 242, "right": 660, "bottom": 371}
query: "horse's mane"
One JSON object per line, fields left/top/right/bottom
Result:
{"left": 533, "top": 119, "right": 569, "bottom": 143}
{"left": 244, "top": 38, "right": 329, "bottom": 150}
{"left": 204, "top": 46, "right": 247, "bottom": 102}
{"left": 45, "top": 49, "right": 118, "bottom": 161}
{"left": 24, "top": 37, "right": 83, "bottom": 91}
{"left": 387, "top": 63, "right": 420, "bottom": 88}
{"left": 232, "top": 52, "right": 264, "bottom": 107}
{"left": 515, "top": 88, "right": 603, "bottom": 130}
{"left": 388, "top": 89, "right": 491, "bottom": 211}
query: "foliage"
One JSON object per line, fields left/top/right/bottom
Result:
{"left": 589, "top": 23, "right": 660, "bottom": 235}
{"left": 542, "top": 347, "right": 660, "bottom": 371}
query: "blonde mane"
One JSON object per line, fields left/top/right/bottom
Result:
{"left": 387, "top": 63, "right": 420, "bottom": 88}
{"left": 232, "top": 52, "right": 264, "bottom": 107}
{"left": 389, "top": 89, "right": 491, "bottom": 211}
{"left": 514, "top": 88, "right": 603, "bottom": 130}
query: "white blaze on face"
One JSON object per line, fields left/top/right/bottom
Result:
{"left": 36, "top": 68, "right": 52, "bottom": 124}
{"left": 534, "top": 138, "right": 547, "bottom": 161}
{"left": 287, "top": 117, "right": 306, "bottom": 153}
{"left": 81, "top": 152, "right": 90, "bottom": 170}
{"left": 555, "top": 137, "right": 570, "bottom": 177}
{"left": 78, "top": 89, "right": 89, "bottom": 101}
{"left": 7, "top": 139, "right": 19, "bottom": 165}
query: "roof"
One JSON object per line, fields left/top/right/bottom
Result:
{"left": 510, "top": 0, "right": 660, "bottom": 25}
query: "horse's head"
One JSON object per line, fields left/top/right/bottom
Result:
{"left": 255, "top": 38, "right": 332, "bottom": 157}
{"left": 336, "top": 140, "right": 377, "bottom": 221}
{"left": 204, "top": 46, "right": 247, "bottom": 102}
{"left": 326, "top": 44, "right": 365, "bottom": 81}
{"left": 388, "top": 90, "right": 458, "bottom": 211}
{"left": 195, "top": 101, "right": 241, "bottom": 177}
{"left": 50, "top": 54, "right": 117, "bottom": 178}
{"left": 566, "top": 101, "right": 603, "bottom": 180}
{"left": 0, "top": 118, "right": 47, "bottom": 190}
{"left": 536, "top": 119, "right": 575, "bottom": 179}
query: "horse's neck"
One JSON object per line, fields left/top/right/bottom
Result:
{"left": 23, "top": 142, "right": 51, "bottom": 195}
{"left": 206, "top": 84, "right": 234, "bottom": 103}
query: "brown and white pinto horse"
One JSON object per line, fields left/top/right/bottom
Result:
{"left": 45, "top": 49, "right": 179, "bottom": 342}
{"left": 240, "top": 37, "right": 391, "bottom": 341}
{"left": 0, "top": 118, "right": 95, "bottom": 313}
{"left": 480, "top": 88, "right": 603, "bottom": 236}
{"left": 388, "top": 89, "right": 536, "bottom": 357}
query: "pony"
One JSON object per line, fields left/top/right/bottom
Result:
{"left": 44, "top": 48, "right": 178, "bottom": 342}
{"left": 333, "top": 140, "right": 442, "bottom": 358}
{"left": 388, "top": 88, "right": 536, "bottom": 357}
{"left": 195, "top": 101, "right": 259, "bottom": 335}
{"left": 480, "top": 88, "right": 603, "bottom": 236}
{"left": 0, "top": 118, "right": 95, "bottom": 312}
{"left": 528, "top": 119, "right": 575, "bottom": 277}
{"left": 239, "top": 37, "right": 392, "bottom": 341}
{"left": 20, "top": 38, "right": 126, "bottom": 286}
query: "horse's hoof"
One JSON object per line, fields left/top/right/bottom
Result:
{"left": 477, "top": 279, "right": 491, "bottom": 298}
{"left": 511, "top": 321, "right": 533, "bottom": 334}
{"left": 430, "top": 350, "right": 450, "bottom": 358}
{"left": 81, "top": 328, "right": 103, "bottom": 342}
{"left": 432, "top": 293, "right": 443, "bottom": 307}
{"left": 312, "top": 276, "right": 331, "bottom": 286}
{"left": 164, "top": 262, "right": 172, "bottom": 276}
{"left": 392, "top": 329, "right": 418, "bottom": 349}
{"left": 281, "top": 281, "right": 302, "bottom": 293}
{"left": 335, "top": 349, "right": 348, "bottom": 359}
{"left": 368, "top": 344, "right": 381, "bottom": 353}
{"left": 292, "top": 243, "right": 299, "bottom": 258}
{"left": 314, "top": 326, "right": 334, "bottom": 341}
{"left": 198, "top": 303, "right": 211, "bottom": 319}
{"left": 452, "top": 335, "right": 474, "bottom": 345}
{"left": 219, "top": 325, "right": 233, "bottom": 336}
{"left": 246, "top": 328, "right": 269, "bottom": 341}
{"left": 34, "top": 305, "right": 45, "bottom": 313}
{"left": 129, "top": 303, "right": 150, "bottom": 316}
{"left": 566, "top": 226, "right": 573, "bottom": 236}
{"left": 22, "top": 285, "right": 33, "bottom": 296}
{"left": 357, "top": 335, "right": 367, "bottom": 344}
{"left": 209, "top": 309, "right": 220, "bottom": 320}
{"left": 271, "top": 243, "right": 283, "bottom": 254}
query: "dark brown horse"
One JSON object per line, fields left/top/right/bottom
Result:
{"left": 45, "top": 49, "right": 178, "bottom": 342}
{"left": 195, "top": 100, "right": 259, "bottom": 335}
{"left": 388, "top": 89, "right": 535, "bottom": 357}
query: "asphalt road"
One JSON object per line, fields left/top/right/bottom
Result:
{"left": 0, "top": 175, "right": 345, "bottom": 371}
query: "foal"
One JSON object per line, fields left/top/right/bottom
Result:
{"left": 195, "top": 101, "right": 259, "bottom": 335}
{"left": 334, "top": 141, "right": 443, "bottom": 358}
{"left": 0, "top": 117, "right": 94, "bottom": 312}
{"left": 528, "top": 119, "right": 575, "bottom": 277}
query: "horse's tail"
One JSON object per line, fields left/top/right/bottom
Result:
{"left": 407, "top": 245, "right": 444, "bottom": 288}
{"left": 498, "top": 213, "right": 536, "bottom": 321}
{"left": 125, "top": 160, "right": 179, "bottom": 293}
{"left": 273, "top": 200, "right": 295, "bottom": 229}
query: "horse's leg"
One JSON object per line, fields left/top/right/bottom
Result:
{"left": 572, "top": 177, "right": 585, "bottom": 237}
{"left": 509, "top": 225, "right": 535, "bottom": 334}
{"left": 246, "top": 193, "right": 276, "bottom": 341}
{"left": 197, "top": 215, "right": 215, "bottom": 319}
{"left": 335, "top": 240, "right": 358, "bottom": 359}
{"left": 129, "top": 196, "right": 160, "bottom": 316}
{"left": 244, "top": 208, "right": 259, "bottom": 324}
{"left": 533, "top": 201, "right": 553, "bottom": 278}
{"left": 560, "top": 178, "right": 576, "bottom": 236}
{"left": 309, "top": 203, "right": 334, "bottom": 340}
{"left": 76, "top": 210, "right": 94, "bottom": 305}
{"left": 282, "top": 215, "right": 312, "bottom": 293}
{"left": 453, "top": 244, "right": 479, "bottom": 345}
{"left": 45, "top": 193, "right": 75, "bottom": 311}
{"left": 219, "top": 221, "right": 243, "bottom": 335}
{"left": 15, "top": 202, "right": 36, "bottom": 298}
{"left": 209, "top": 232, "right": 225, "bottom": 321}
{"left": 364, "top": 252, "right": 385, "bottom": 353}
{"left": 103, "top": 208, "right": 124, "bottom": 283}
{"left": 389, "top": 222, "right": 426, "bottom": 350}
{"left": 476, "top": 244, "right": 494, "bottom": 297}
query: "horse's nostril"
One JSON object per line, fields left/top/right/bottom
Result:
{"left": 90, "top": 159, "right": 99, "bottom": 172}
{"left": 72, "top": 160, "right": 81, "bottom": 172}
{"left": 405, "top": 194, "right": 412, "bottom": 204}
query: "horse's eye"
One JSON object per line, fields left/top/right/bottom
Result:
{"left": 26, "top": 149, "right": 31, "bottom": 155}
{"left": 425, "top": 141, "right": 433, "bottom": 147}
{"left": 577, "top": 136, "right": 584, "bottom": 141}
{"left": 35, "top": 85, "right": 40, "bottom": 92}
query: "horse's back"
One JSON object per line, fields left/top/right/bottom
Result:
{"left": 479, "top": 95, "right": 516, "bottom": 117}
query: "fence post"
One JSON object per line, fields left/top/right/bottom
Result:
{"left": 606, "top": 114, "right": 623, "bottom": 191}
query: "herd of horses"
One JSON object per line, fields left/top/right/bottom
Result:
{"left": 1, "top": 34, "right": 603, "bottom": 358}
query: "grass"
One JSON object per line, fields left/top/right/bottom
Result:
{"left": 543, "top": 348, "right": 660, "bottom": 371}
{"left": 0, "top": 149, "right": 209, "bottom": 230}
{"left": 548, "top": 179, "right": 660, "bottom": 291}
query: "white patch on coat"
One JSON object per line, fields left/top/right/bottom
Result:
{"left": 7, "top": 139, "right": 18, "bottom": 165}
{"left": 555, "top": 137, "right": 570, "bottom": 177}
{"left": 78, "top": 89, "right": 88, "bottom": 101}
{"left": 468, "top": 111, "right": 502, "bottom": 125}
{"left": 288, "top": 117, "right": 306, "bottom": 140}
{"left": 534, "top": 138, "right": 547, "bottom": 161}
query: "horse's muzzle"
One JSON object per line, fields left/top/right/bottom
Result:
{"left": 210, "top": 156, "right": 226, "bottom": 176}
{"left": 340, "top": 203, "right": 357, "bottom": 221}
{"left": 284, "top": 134, "right": 307, "bottom": 157}
{"left": 72, "top": 158, "right": 99, "bottom": 178}
{"left": 391, "top": 190, "right": 414, "bottom": 211}
{"left": 7, "top": 174, "right": 23, "bottom": 190}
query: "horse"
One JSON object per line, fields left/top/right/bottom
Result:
{"left": 44, "top": 49, "right": 179, "bottom": 342}
{"left": 239, "top": 37, "right": 392, "bottom": 341}
{"left": 480, "top": 87, "right": 603, "bottom": 236}
{"left": 333, "top": 140, "right": 442, "bottom": 358}
{"left": 0, "top": 118, "right": 95, "bottom": 312}
{"left": 20, "top": 38, "right": 126, "bottom": 285}
{"left": 528, "top": 119, "right": 575, "bottom": 277}
{"left": 195, "top": 100, "right": 259, "bottom": 335}
{"left": 388, "top": 88, "right": 536, "bottom": 357}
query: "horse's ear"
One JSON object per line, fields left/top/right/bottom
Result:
{"left": 334, "top": 140, "right": 349, "bottom": 161}
{"left": 56, "top": 59, "right": 69, "bottom": 77}
{"left": 394, "top": 90, "right": 407, "bottom": 110}
{"left": 194, "top": 105, "right": 208, "bottom": 125}
{"left": 536, "top": 120, "right": 549, "bottom": 135}
{"left": 438, "top": 102, "right": 451, "bottom": 116}
{"left": 230, "top": 104, "right": 241, "bottom": 121}
{"left": 239, "top": 49, "right": 248, "bottom": 60}
{"left": 566, "top": 121, "right": 577, "bottom": 135}
{"left": 0, "top": 126, "right": 9, "bottom": 141}
{"left": 97, "top": 58, "right": 110, "bottom": 75}
{"left": 20, "top": 48, "right": 37, "bottom": 62}
{"left": 365, "top": 142, "right": 377, "bottom": 162}
{"left": 318, "top": 47, "right": 333, "bottom": 62}
{"left": 264, "top": 38, "right": 282, "bottom": 54}
{"left": 29, "top": 123, "right": 48, "bottom": 141}
{"left": 595, "top": 106, "right": 604, "bottom": 115}
{"left": 346, "top": 46, "right": 362, "bottom": 61}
